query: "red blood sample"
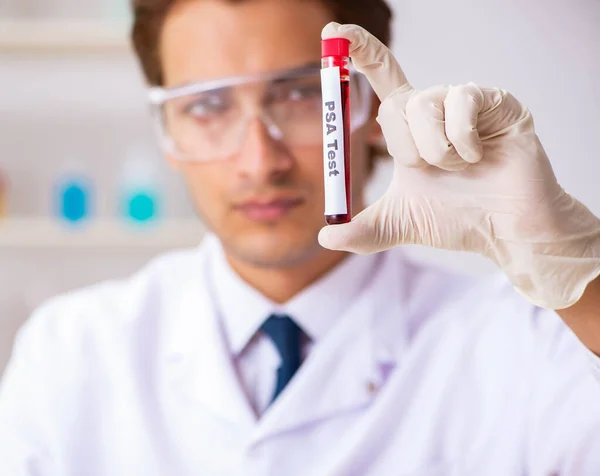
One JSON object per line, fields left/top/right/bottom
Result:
{"left": 321, "top": 38, "right": 352, "bottom": 225}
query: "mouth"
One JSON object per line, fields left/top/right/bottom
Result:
{"left": 235, "top": 197, "right": 305, "bottom": 222}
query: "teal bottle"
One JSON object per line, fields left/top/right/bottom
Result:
{"left": 125, "top": 189, "right": 158, "bottom": 223}
{"left": 119, "top": 150, "right": 161, "bottom": 226}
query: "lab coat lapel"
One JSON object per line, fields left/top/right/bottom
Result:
{"left": 165, "top": 245, "right": 256, "bottom": 428}
{"left": 253, "top": 251, "right": 408, "bottom": 444}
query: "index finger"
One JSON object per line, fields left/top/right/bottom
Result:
{"left": 322, "top": 22, "right": 414, "bottom": 102}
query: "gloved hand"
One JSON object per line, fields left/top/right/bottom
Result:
{"left": 320, "top": 22, "right": 600, "bottom": 310}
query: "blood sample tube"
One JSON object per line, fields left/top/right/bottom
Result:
{"left": 321, "top": 37, "right": 351, "bottom": 225}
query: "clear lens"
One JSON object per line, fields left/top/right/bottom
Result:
{"left": 153, "top": 68, "right": 371, "bottom": 162}
{"left": 162, "top": 87, "right": 244, "bottom": 160}
{"left": 267, "top": 73, "right": 324, "bottom": 147}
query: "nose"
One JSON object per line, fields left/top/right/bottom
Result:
{"left": 235, "top": 116, "right": 294, "bottom": 182}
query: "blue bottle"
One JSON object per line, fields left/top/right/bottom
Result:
{"left": 56, "top": 174, "right": 93, "bottom": 225}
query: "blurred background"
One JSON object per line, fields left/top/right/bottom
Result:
{"left": 0, "top": 0, "right": 599, "bottom": 373}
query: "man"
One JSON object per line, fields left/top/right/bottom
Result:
{"left": 1, "top": 0, "right": 600, "bottom": 474}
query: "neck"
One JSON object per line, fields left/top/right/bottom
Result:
{"left": 226, "top": 247, "right": 349, "bottom": 304}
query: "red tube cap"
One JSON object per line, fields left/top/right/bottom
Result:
{"left": 322, "top": 38, "right": 350, "bottom": 58}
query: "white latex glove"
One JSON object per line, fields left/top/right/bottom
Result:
{"left": 320, "top": 23, "right": 600, "bottom": 310}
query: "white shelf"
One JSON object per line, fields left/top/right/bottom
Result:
{"left": 0, "top": 218, "right": 206, "bottom": 250}
{"left": 0, "top": 20, "right": 130, "bottom": 53}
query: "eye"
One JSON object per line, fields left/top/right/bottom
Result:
{"left": 287, "top": 84, "right": 322, "bottom": 101}
{"left": 183, "top": 93, "right": 231, "bottom": 119}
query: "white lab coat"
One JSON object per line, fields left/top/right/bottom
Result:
{"left": 1, "top": 236, "right": 600, "bottom": 476}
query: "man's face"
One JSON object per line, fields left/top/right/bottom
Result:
{"left": 160, "top": 0, "right": 374, "bottom": 268}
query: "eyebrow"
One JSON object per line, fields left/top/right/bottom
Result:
{"left": 159, "top": 62, "right": 322, "bottom": 100}
{"left": 269, "top": 63, "right": 321, "bottom": 87}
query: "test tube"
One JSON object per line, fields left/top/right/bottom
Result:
{"left": 321, "top": 37, "right": 351, "bottom": 225}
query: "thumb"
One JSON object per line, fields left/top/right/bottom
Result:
{"left": 321, "top": 22, "right": 414, "bottom": 102}
{"left": 318, "top": 196, "right": 396, "bottom": 254}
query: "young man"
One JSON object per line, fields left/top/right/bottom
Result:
{"left": 2, "top": 0, "right": 600, "bottom": 474}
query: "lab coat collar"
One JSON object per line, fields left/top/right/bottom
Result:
{"left": 282, "top": 252, "right": 380, "bottom": 345}
{"left": 164, "top": 239, "right": 257, "bottom": 428}
{"left": 251, "top": 250, "right": 410, "bottom": 444}
{"left": 209, "top": 240, "right": 275, "bottom": 355}
{"left": 165, "top": 236, "right": 410, "bottom": 437}
{"left": 210, "top": 237, "right": 380, "bottom": 355}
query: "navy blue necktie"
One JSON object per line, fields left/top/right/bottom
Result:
{"left": 260, "top": 314, "right": 304, "bottom": 403}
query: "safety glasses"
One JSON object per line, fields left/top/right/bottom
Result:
{"left": 148, "top": 64, "right": 372, "bottom": 162}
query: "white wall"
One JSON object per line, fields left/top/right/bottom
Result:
{"left": 0, "top": 50, "right": 197, "bottom": 372}
{"left": 1, "top": 0, "right": 599, "bottom": 372}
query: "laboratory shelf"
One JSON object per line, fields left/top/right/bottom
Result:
{"left": 0, "top": 20, "right": 130, "bottom": 53}
{"left": 0, "top": 218, "right": 205, "bottom": 250}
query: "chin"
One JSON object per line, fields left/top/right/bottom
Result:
{"left": 224, "top": 228, "right": 323, "bottom": 269}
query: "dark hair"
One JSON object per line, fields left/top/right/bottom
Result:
{"left": 131, "top": 0, "right": 393, "bottom": 86}
{"left": 131, "top": 0, "right": 392, "bottom": 167}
